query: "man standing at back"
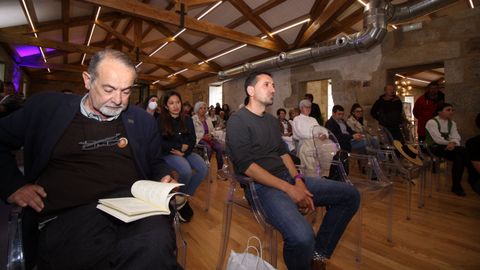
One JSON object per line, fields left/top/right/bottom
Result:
{"left": 413, "top": 81, "right": 444, "bottom": 142}
{"left": 305, "top": 93, "right": 323, "bottom": 125}
{"left": 0, "top": 49, "right": 179, "bottom": 269}
{"left": 226, "top": 71, "right": 359, "bottom": 270}
{"left": 371, "top": 84, "right": 406, "bottom": 142}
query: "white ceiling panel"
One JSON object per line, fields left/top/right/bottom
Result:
{"left": 0, "top": 1, "right": 28, "bottom": 28}
{"left": 200, "top": 1, "right": 242, "bottom": 27}
{"left": 214, "top": 46, "right": 267, "bottom": 66}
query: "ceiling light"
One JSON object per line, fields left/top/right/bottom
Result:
{"left": 204, "top": 44, "right": 247, "bottom": 63}
{"left": 135, "top": 62, "right": 143, "bottom": 69}
{"left": 357, "top": 0, "right": 367, "bottom": 7}
{"left": 81, "top": 6, "right": 101, "bottom": 65}
{"left": 167, "top": 68, "right": 189, "bottom": 78}
{"left": 395, "top": 73, "right": 430, "bottom": 84}
{"left": 173, "top": 28, "right": 187, "bottom": 39}
{"left": 152, "top": 80, "right": 160, "bottom": 85}
{"left": 149, "top": 42, "right": 169, "bottom": 56}
{"left": 468, "top": 0, "right": 474, "bottom": 8}
{"left": 196, "top": 1, "right": 223, "bottom": 20}
{"left": 391, "top": 24, "right": 398, "bottom": 29}
{"left": 270, "top": 18, "right": 311, "bottom": 36}
{"left": 21, "top": 0, "right": 49, "bottom": 71}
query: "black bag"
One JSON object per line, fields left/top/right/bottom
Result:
{"left": 328, "top": 150, "right": 349, "bottom": 181}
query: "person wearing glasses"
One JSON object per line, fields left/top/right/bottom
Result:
{"left": 0, "top": 49, "right": 179, "bottom": 269}
{"left": 346, "top": 103, "right": 368, "bottom": 134}
{"left": 425, "top": 103, "right": 473, "bottom": 197}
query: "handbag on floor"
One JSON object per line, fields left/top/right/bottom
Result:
{"left": 226, "top": 236, "right": 276, "bottom": 270}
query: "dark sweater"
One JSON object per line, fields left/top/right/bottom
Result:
{"left": 37, "top": 113, "right": 139, "bottom": 214}
{"left": 370, "top": 94, "right": 404, "bottom": 128}
{"left": 325, "top": 117, "right": 354, "bottom": 152}
{"left": 158, "top": 115, "right": 196, "bottom": 156}
{"left": 226, "top": 107, "right": 289, "bottom": 178}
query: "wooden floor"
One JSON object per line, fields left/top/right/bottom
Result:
{"left": 181, "top": 166, "right": 480, "bottom": 270}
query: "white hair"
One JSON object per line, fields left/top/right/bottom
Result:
{"left": 194, "top": 101, "right": 207, "bottom": 114}
{"left": 299, "top": 99, "right": 312, "bottom": 108}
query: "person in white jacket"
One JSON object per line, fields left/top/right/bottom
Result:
{"left": 192, "top": 101, "right": 226, "bottom": 179}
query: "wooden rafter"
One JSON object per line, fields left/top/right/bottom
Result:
{"left": 293, "top": 0, "right": 329, "bottom": 47}
{"left": 62, "top": 0, "right": 70, "bottom": 64}
{"left": 82, "top": 0, "right": 282, "bottom": 52}
{"left": 167, "top": 0, "right": 286, "bottom": 68}
{"left": 298, "top": 0, "right": 351, "bottom": 46}
{"left": 0, "top": 31, "right": 217, "bottom": 73}
{"left": 315, "top": 7, "right": 364, "bottom": 42}
{"left": 229, "top": 0, "right": 288, "bottom": 50}
{"left": 96, "top": 20, "right": 135, "bottom": 48}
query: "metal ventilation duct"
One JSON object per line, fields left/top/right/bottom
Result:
{"left": 218, "top": 0, "right": 456, "bottom": 79}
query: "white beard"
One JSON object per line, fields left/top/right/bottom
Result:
{"left": 99, "top": 104, "right": 124, "bottom": 117}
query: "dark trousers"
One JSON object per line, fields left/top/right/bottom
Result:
{"left": 36, "top": 202, "right": 178, "bottom": 270}
{"left": 430, "top": 145, "right": 469, "bottom": 190}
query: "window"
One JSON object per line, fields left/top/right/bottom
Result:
{"left": 0, "top": 62, "right": 5, "bottom": 81}
{"left": 209, "top": 84, "right": 222, "bottom": 107}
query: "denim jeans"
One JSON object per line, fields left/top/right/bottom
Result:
{"left": 163, "top": 152, "right": 208, "bottom": 195}
{"left": 249, "top": 172, "right": 360, "bottom": 270}
{"left": 199, "top": 139, "right": 224, "bottom": 170}
{"left": 351, "top": 139, "right": 367, "bottom": 154}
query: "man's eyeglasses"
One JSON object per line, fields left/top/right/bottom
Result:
{"left": 79, "top": 133, "right": 121, "bottom": 151}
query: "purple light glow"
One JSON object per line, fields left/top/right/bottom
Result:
{"left": 15, "top": 45, "right": 55, "bottom": 58}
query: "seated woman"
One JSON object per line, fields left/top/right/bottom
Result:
{"left": 143, "top": 94, "right": 160, "bottom": 118}
{"left": 192, "top": 101, "right": 226, "bottom": 179}
{"left": 158, "top": 91, "right": 208, "bottom": 222}
{"left": 277, "top": 108, "right": 295, "bottom": 152}
{"left": 346, "top": 103, "right": 368, "bottom": 133}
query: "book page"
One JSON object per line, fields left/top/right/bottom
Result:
{"left": 131, "top": 180, "right": 183, "bottom": 209}
{"left": 98, "top": 197, "right": 166, "bottom": 215}
{"left": 96, "top": 204, "right": 166, "bottom": 223}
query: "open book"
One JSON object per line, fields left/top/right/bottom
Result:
{"left": 96, "top": 180, "right": 185, "bottom": 223}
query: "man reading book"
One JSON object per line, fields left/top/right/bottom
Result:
{"left": 0, "top": 49, "right": 179, "bottom": 269}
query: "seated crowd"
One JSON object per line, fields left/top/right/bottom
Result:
{"left": 0, "top": 49, "right": 478, "bottom": 270}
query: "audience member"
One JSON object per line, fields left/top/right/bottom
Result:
{"left": 0, "top": 49, "right": 178, "bottom": 269}
{"left": 222, "top": 103, "right": 231, "bottom": 121}
{"left": 0, "top": 81, "right": 23, "bottom": 118}
{"left": 325, "top": 105, "right": 366, "bottom": 153}
{"left": 305, "top": 93, "right": 324, "bottom": 125}
{"left": 217, "top": 110, "right": 226, "bottom": 129}
{"left": 192, "top": 101, "right": 225, "bottom": 180}
{"left": 226, "top": 71, "right": 359, "bottom": 270}
{"left": 277, "top": 108, "right": 295, "bottom": 152}
{"left": 143, "top": 94, "right": 160, "bottom": 118}
{"left": 183, "top": 101, "right": 193, "bottom": 116}
{"left": 413, "top": 81, "right": 445, "bottom": 141}
{"left": 465, "top": 113, "right": 480, "bottom": 195}
{"left": 158, "top": 91, "right": 208, "bottom": 222}
{"left": 214, "top": 102, "right": 222, "bottom": 115}
{"left": 425, "top": 103, "right": 474, "bottom": 196}
{"left": 371, "top": 84, "right": 406, "bottom": 142}
{"left": 346, "top": 103, "right": 368, "bottom": 133}
{"left": 207, "top": 107, "right": 219, "bottom": 127}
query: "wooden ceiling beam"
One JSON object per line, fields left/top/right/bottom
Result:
{"left": 315, "top": 7, "right": 364, "bottom": 42}
{"left": 298, "top": 0, "right": 351, "bottom": 46}
{"left": 0, "top": 31, "right": 217, "bottom": 73}
{"left": 82, "top": 0, "right": 282, "bottom": 52}
{"left": 229, "top": 0, "right": 288, "bottom": 50}
{"left": 171, "top": 0, "right": 285, "bottom": 63}
{"left": 293, "top": 0, "right": 329, "bottom": 47}
{"left": 96, "top": 20, "right": 135, "bottom": 48}
{"left": 62, "top": 0, "right": 70, "bottom": 64}
{"left": 0, "top": 12, "right": 120, "bottom": 34}
{"left": 151, "top": 23, "right": 222, "bottom": 70}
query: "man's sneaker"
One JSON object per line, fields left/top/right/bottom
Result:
{"left": 177, "top": 201, "right": 194, "bottom": 223}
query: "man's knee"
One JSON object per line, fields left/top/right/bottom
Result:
{"left": 286, "top": 228, "right": 315, "bottom": 251}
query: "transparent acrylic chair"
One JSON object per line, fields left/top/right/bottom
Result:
{"left": 193, "top": 143, "right": 213, "bottom": 211}
{"left": 7, "top": 204, "right": 188, "bottom": 270}
{"left": 311, "top": 126, "right": 393, "bottom": 262}
{"left": 364, "top": 127, "right": 426, "bottom": 220}
{"left": 216, "top": 156, "right": 278, "bottom": 270}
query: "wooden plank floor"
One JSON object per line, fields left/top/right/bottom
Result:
{"left": 181, "top": 167, "right": 480, "bottom": 270}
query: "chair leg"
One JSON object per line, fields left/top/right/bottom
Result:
{"left": 355, "top": 202, "right": 364, "bottom": 263}
{"left": 406, "top": 180, "right": 412, "bottom": 220}
{"left": 386, "top": 185, "right": 394, "bottom": 243}
{"left": 204, "top": 166, "right": 212, "bottom": 212}
{"left": 174, "top": 213, "right": 187, "bottom": 269}
{"left": 216, "top": 200, "right": 234, "bottom": 270}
